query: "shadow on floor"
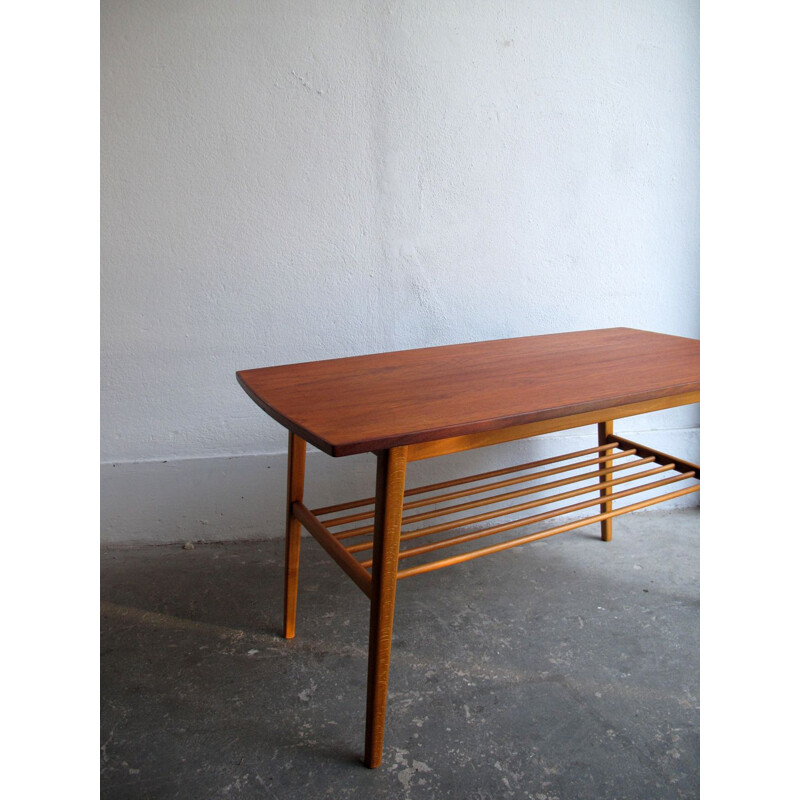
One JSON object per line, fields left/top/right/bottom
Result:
{"left": 101, "top": 508, "right": 699, "bottom": 800}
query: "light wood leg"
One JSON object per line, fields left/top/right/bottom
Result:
{"left": 283, "top": 431, "right": 306, "bottom": 639}
{"left": 598, "top": 421, "right": 613, "bottom": 541}
{"left": 364, "top": 445, "right": 408, "bottom": 768}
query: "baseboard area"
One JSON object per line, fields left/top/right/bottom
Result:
{"left": 101, "top": 427, "right": 699, "bottom": 545}
{"left": 101, "top": 449, "right": 376, "bottom": 546}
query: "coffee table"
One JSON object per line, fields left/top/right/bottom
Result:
{"left": 236, "top": 327, "right": 700, "bottom": 767}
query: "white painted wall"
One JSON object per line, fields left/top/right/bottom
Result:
{"left": 102, "top": 0, "right": 699, "bottom": 544}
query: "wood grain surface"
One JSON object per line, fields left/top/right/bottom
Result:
{"left": 236, "top": 328, "right": 699, "bottom": 457}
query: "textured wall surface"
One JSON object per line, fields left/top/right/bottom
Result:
{"left": 102, "top": 0, "right": 699, "bottom": 543}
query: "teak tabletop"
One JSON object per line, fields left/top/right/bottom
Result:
{"left": 236, "top": 327, "right": 699, "bottom": 457}
{"left": 236, "top": 327, "right": 700, "bottom": 768}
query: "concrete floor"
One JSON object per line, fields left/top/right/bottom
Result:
{"left": 101, "top": 508, "right": 699, "bottom": 800}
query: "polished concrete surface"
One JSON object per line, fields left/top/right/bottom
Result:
{"left": 101, "top": 509, "right": 699, "bottom": 799}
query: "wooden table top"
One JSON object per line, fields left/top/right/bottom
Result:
{"left": 237, "top": 328, "right": 699, "bottom": 457}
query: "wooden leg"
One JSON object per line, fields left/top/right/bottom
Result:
{"left": 364, "top": 445, "right": 408, "bottom": 768}
{"left": 283, "top": 431, "right": 306, "bottom": 639}
{"left": 598, "top": 421, "right": 613, "bottom": 541}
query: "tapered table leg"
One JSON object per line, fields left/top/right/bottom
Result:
{"left": 598, "top": 421, "right": 613, "bottom": 542}
{"left": 364, "top": 445, "right": 408, "bottom": 768}
{"left": 283, "top": 431, "right": 306, "bottom": 639}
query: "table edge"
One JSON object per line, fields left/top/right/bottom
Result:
{"left": 237, "top": 371, "right": 699, "bottom": 457}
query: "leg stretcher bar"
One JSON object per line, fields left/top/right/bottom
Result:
{"left": 294, "top": 435, "right": 699, "bottom": 597}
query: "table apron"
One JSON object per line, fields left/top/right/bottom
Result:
{"left": 404, "top": 391, "right": 699, "bottom": 461}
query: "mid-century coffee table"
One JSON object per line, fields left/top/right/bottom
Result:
{"left": 236, "top": 327, "right": 700, "bottom": 768}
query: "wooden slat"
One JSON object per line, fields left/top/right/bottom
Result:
{"left": 345, "top": 457, "right": 664, "bottom": 554}
{"left": 395, "top": 484, "right": 700, "bottom": 579}
{"left": 610, "top": 434, "right": 700, "bottom": 478}
{"left": 310, "top": 442, "right": 619, "bottom": 517}
{"left": 292, "top": 502, "right": 372, "bottom": 598}
{"left": 397, "top": 483, "right": 700, "bottom": 578}
{"left": 360, "top": 471, "right": 696, "bottom": 567}
{"left": 329, "top": 447, "right": 636, "bottom": 533}
{"left": 395, "top": 452, "right": 647, "bottom": 528}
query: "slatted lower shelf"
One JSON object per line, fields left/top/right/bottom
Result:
{"left": 300, "top": 438, "right": 699, "bottom": 592}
